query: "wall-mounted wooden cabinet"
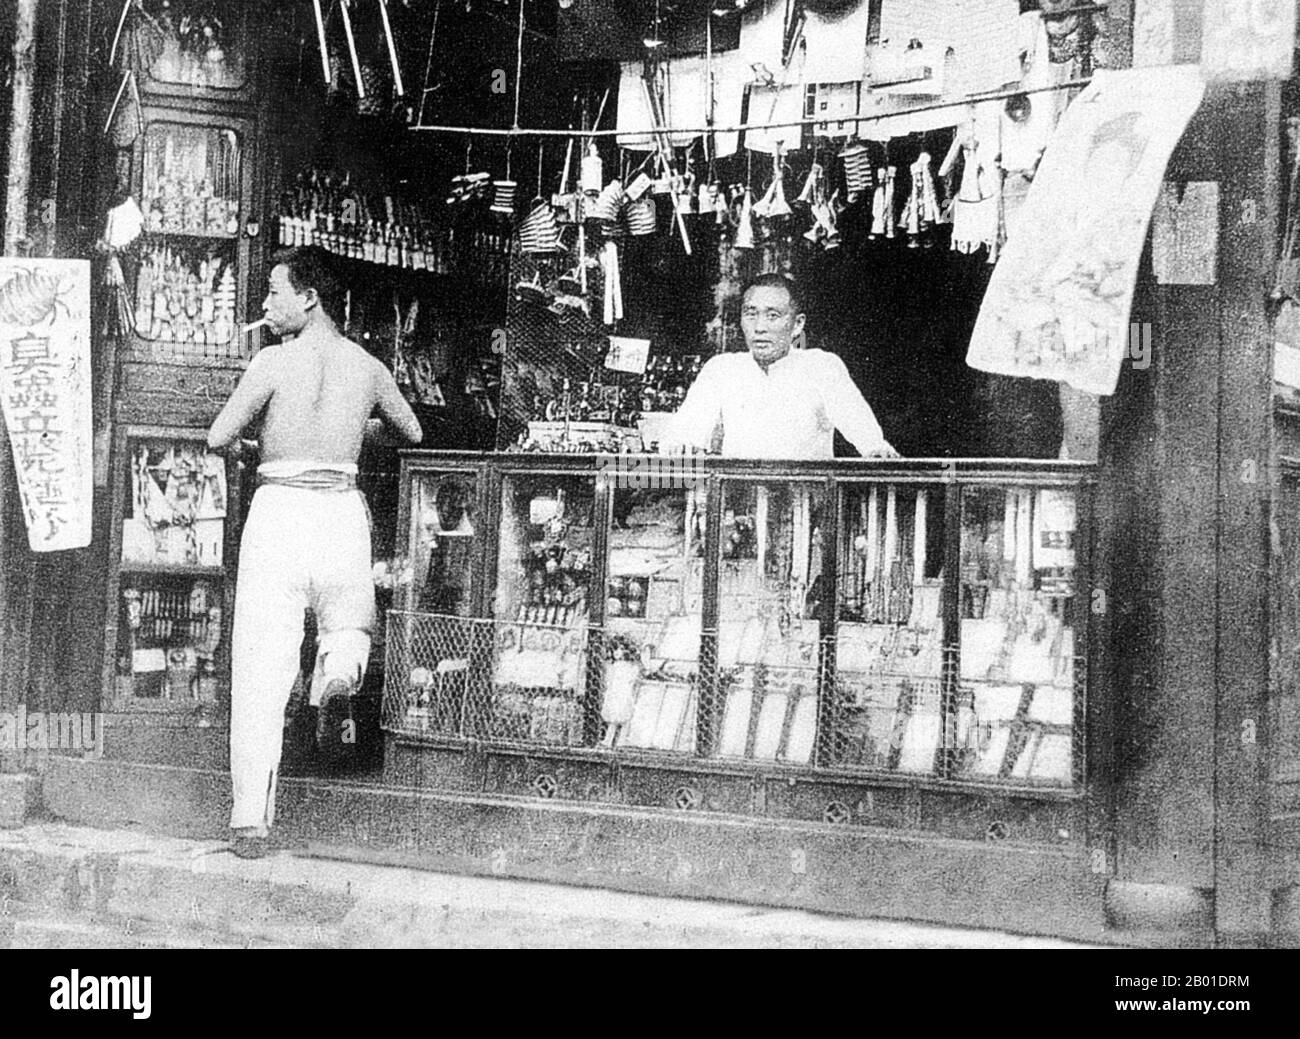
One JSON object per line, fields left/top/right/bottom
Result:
{"left": 102, "top": 425, "right": 241, "bottom": 716}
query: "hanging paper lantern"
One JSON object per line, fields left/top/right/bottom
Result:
{"left": 840, "top": 139, "right": 873, "bottom": 200}
{"left": 518, "top": 198, "right": 561, "bottom": 253}
{"left": 490, "top": 179, "right": 518, "bottom": 215}
{"left": 625, "top": 196, "right": 657, "bottom": 236}
{"left": 589, "top": 178, "right": 625, "bottom": 225}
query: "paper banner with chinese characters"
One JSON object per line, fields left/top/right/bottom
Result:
{"left": 965, "top": 66, "right": 1205, "bottom": 396}
{"left": 0, "top": 259, "right": 93, "bottom": 551}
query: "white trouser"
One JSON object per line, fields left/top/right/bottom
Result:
{"left": 229, "top": 484, "right": 374, "bottom": 832}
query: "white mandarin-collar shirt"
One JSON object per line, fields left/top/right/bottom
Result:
{"left": 663, "top": 348, "right": 892, "bottom": 459}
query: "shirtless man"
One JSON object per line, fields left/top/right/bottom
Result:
{"left": 208, "top": 246, "right": 422, "bottom": 858}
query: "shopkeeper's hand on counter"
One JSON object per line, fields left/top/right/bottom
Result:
{"left": 862, "top": 444, "right": 902, "bottom": 459}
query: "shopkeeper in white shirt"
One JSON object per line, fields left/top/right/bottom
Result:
{"left": 661, "top": 273, "right": 898, "bottom": 459}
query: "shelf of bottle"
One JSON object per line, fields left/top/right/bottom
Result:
{"left": 277, "top": 223, "right": 512, "bottom": 277}
{"left": 119, "top": 563, "right": 226, "bottom": 578}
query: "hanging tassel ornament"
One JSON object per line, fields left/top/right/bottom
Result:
{"left": 674, "top": 169, "right": 697, "bottom": 215}
{"left": 870, "top": 166, "right": 897, "bottom": 239}
{"left": 602, "top": 240, "right": 623, "bottom": 325}
{"left": 733, "top": 187, "right": 756, "bottom": 250}
{"left": 712, "top": 182, "right": 729, "bottom": 226}
{"left": 870, "top": 168, "right": 886, "bottom": 238}
{"left": 903, "top": 151, "right": 941, "bottom": 248}
{"left": 797, "top": 162, "right": 822, "bottom": 206}
{"left": 752, "top": 151, "right": 792, "bottom": 221}
{"left": 820, "top": 190, "right": 842, "bottom": 250}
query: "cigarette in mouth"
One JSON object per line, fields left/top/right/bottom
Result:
{"left": 241, "top": 319, "right": 268, "bottom": 335}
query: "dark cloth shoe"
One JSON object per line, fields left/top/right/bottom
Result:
{"left": 316, "top": 677, "right": 355, "bottom": 749}
{"left": 230, "top": 834, "right": 270, "bottom": 859}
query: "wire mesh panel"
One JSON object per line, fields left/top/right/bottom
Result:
{"left": 497, "top": 243, "right": 618, "bottom": 450}
{"left": 383, "top": 611, "right": 590, "bottom": 747}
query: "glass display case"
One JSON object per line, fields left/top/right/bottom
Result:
{"left": 384, "top": 454, "right": 1091, "bottom": 802}
{"left": 140, "top": 0, "right": 253, "bottom": 98}
{"left": 104, "top": 426, "right": 238, "bottom": 711}
{"left": 127, "top": 115, "right": 252, "bottom": 366}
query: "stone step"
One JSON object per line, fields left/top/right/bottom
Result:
{"left": 0, "top": 821, "right": 1101, "bottom": 949}
{"left": 4, "top": 913, "right": 292, "bottom": 949}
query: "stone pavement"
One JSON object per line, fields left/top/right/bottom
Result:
{"left": 0, "top": 822, "right": 1107, "bottom": 949}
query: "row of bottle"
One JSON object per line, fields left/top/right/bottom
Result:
{"left": 277, "top": 210, "right": 508, "bottom": 276}
{"left": 134, "top": 244, "right": 238, "bottom": 346}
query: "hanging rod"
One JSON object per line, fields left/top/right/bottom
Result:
{"left": 408, "top": 77, "right": 1093, "bottom": 138}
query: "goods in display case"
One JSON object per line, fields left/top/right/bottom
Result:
{"left": 714, "top": 481, "right": 826, "bottom": 765}
{"left": 489, "top": 474, "right": 595, "bottom": 744}
{"left": 602, "top": 486, "right": 704, "bottom": 750}
{"left": 126, "top": 116, "right": 251, "bottom": 365}
{"left": 408, "top": 471, "right": 479, "bottom": 616}
{"left": 141, "top": 0, "right": 248, "bottom": 92}
{"left": 828, "top": 483, "right": 946, "bottom": 773}
{"left": 133, "top": 240, "right": 238, "bottom": 352}
{"left": 120, "top": 440, "right": 227, "bottom": 568}
{"left": 955, "top": 486, "right": 1077, "bottom": 785}
{"left": 142, "top": 124, "right": 241, "bottom": 238}
{"left": 382, "top": 456, "right": 1089, "bottom": 801}
{"left": 116, "top": 578, "right": 223, "bottom": 702}
{"left": 108, "top": 432, "right": 233, "bottom": 708}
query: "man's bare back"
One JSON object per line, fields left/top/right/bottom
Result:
{"left": 208, "top": 328, "right": 421, "bottom": 462}
{"left": 210, "top": 253, "right": 420, "bottom": 461}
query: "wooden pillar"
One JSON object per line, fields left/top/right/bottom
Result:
{"left": 0, "top": 0, "right": 39, "bottom": 729}
{"left": 1103, "top": 81, "right": 1276, "bottom": 943}
{"left": 1212, "top": 80, "right": 1276, "bottom": 943}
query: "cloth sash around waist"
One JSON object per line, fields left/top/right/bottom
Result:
{"left": 257, "top": 460, "right": 359, "bottom": 492}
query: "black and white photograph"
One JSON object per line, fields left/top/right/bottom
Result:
{"left": 0, "top": 0, "right": 1291, "bottom": 987}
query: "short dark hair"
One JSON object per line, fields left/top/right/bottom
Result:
{"left": 271, "top": 246, "right": 343, "bottom": 324}
{"left": 741, "top": 272, "right": 804, "bottom": 316}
